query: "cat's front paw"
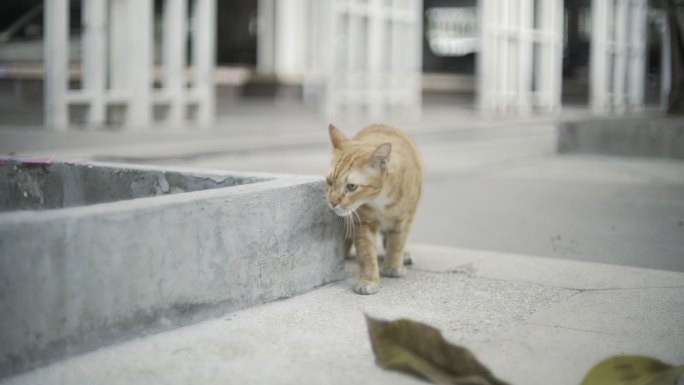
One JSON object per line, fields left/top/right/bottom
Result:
{"left": 354, "top": 280, "right": 379, "bottom": 295}
{"left": 381, "top": 265, "right": 406, "bottom": 278}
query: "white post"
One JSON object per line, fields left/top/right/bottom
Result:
{"left": 367, "top": 0, "right": 383, "bottom": 118}
{"left": 540, "top": 0, "right": 554, "bottom": 110}
{"left": 412, "top": 0, "right": 423, "bottom": 118}
{"left": 551, "top": 0, "right": 563, "bottom": 111}
{"left": 613, "top": 0, "right": 628, "bottom": 112}
{"left": 628, "top": 0, "right": 647, "bottom": 110}
{"left": 500, "top": 0, "right": 510, "bottom": 111}
{"left": 257, "top": 0, "right": 276, "bottom": 73}
{"left": 478, "top": 0, "right": 493, "bottom": 110}
{"left": 44, "top": 0, "right": 69, "bottom": 131}
{"left": 108, "top": 0, "right": 128, "bottom": 93}
{"left": 321, "top": 0, "right": 337, "bottom": 117}
{"left": 83, "top": 0, "right": 107, "bottom": 127}
{"left": 590, "top": 0, "right": 609, "bottom": 113}
{"left": 163, "top": 0, "right": 188, "bottom": 126}
{"left": 518, "top": 0, "right": 533, "bottom": 113}
{"left": 126, "top": 0, "right": 152, "bottom": 129}
{"left": 661, "top": 9, "right": 672, "bottom": 110}
{"left": 274, "top": 0, "right": 308, "bottom": 78}
{"left": 193, "top": 0, "right": 216, "bottom": 127}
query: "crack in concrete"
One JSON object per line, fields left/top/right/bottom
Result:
{"left": 526, "top": 321, "right": 627, "bottom": 338}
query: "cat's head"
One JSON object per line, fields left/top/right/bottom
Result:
{"left": 324, "top": 124, "right": 391, "bottom": 217}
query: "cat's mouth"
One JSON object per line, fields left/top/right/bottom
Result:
{"left": 332, "top": 206, "right": 348, "bottom": 217}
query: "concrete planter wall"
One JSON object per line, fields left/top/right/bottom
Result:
{"left": 557, "top": 117, "right": 684, "bottom": 159}
{"left": 0, "top": 161, "right": 345, "bottom": 378}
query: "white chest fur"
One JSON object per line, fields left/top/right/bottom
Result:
{"left": 366, "top": 194, "right": 390, "bottom": 211}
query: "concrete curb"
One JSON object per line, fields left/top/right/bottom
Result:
{"left": 0, "top": 161, "right": 346, "bottom": 378}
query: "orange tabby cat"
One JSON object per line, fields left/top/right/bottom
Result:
{"left": 325, "top": 124, "right": 422, "bottom": 295}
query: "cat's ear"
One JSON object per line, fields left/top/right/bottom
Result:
{"left": 369, "top": 143, "right": 392, "bottom": 171}
{"left": 328, "top": 124, "right": 349, "bottom": 150}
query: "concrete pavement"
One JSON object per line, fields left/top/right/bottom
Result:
{"left": 2, "top": 103, "right": 683, "bottom": 383}
{"left": 2, "top": 244, "right": 683, "bottom": 385}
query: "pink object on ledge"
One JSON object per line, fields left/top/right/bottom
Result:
{"left": 21, "top": 156, "right": 54, "bottom": 165}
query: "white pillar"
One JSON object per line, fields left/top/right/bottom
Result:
{"left": 126, "top": 0, "right": 152, "bottom": 129}
{"left": 590, "top": 0, "right": 648, "bottom": 114}
{"left": 477, "top": 0, "right": 492, "bottom": 110}
{"left": 108, "top": 0, "right": 128, "bottom": 93}
{"left": 44, "top": 0, "right": 69, "bottom": 131}
{"left": 257, "top": 0, "right": 276, "bottom": 73}
{"left": 613, "top": 0, "right": 628, "bottom": 112}
{"left": 551, "top": 0, "right": 563, "bottom": 110}
{"left": 661, "top": 11, "right": 672, "bottom": 110}
{"left": 163, "top": 0, "right": 188, "bottom": 126}
{"left": 628, "top": 0, "right": 647, "bottom": 110}
{"left": 590, "top": 0, "right": 610, "bottom": 112}
{"left": 192, "top": 0, "right": 216, "bottom": 127}
{"left": 478, "top": 0, "right": 562, "bottom": 113}
{"left": 367, "top": 0, "right": 383, "bottom": 118}
{"left": 411, "top": 0, "right": 423, "bottom": 117}
{"left": 82, "top": 0, "right": 107, "bottom": 127}
{"left": 518, "top": 0, "right": 533, "bottom": 113}
{"left": 274, "top": 0, "right": 309, "bottom": 78}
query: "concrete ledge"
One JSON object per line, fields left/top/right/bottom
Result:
{"left": 557, "top": 117, "right": 684, "bottom": 159}
{"left": 0, "top": 161, "right": 345, "bottom": 378}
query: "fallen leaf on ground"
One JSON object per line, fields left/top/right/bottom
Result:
{"left": 365, "top": 315, "right": 510, "bottom": 385}
{"left": 580, "top": 355, "right": 684, "bottom": 385}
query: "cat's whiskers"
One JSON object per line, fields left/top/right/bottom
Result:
{"left": 345, "top": 214, "right": 352, "bottom": 240}
{"left": 351, "top": 210, "right": 361, "bottom": 238}
{"left": 343, "top": 209, "right": 359, "bottom": 241}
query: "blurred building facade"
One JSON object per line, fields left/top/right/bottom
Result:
{"left": 0, "top": 1, "right": 672, "bottom": 129}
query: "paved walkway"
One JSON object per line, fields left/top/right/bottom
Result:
{"left": 3, "top": 244, "right": 683, "bottom": 385}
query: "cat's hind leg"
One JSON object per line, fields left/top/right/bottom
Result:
{"left": 381, "top": 222, "right": 410, "bottom": 278}
{"left": 381, "top": 233, "right": 413, "bottom": 266}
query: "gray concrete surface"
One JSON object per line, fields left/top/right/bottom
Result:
{"left": 0, "top": 165, "right": 345, "bottom": 378}
{"left": 140, "top": 125, "right": 684, "bottom": 273}
{"left": 2, "top": 244, "right": 682, "bottom": 385}
{"left": 558, "top": 116, "right": 684, "bottom": 159}
{"left": 0, "top": 160, "right": 270, "bottom": 211}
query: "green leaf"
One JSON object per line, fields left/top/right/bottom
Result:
{"left": 580, "top": 355, "right": 684, "bottom": 385}
{"left": 365, "top": 315, "right": 511, "bottom": 385}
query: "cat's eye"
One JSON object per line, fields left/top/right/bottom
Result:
{"left": 326, "top": 177, "right": 333, "bottom": 186}
{"left": 346, "top": 183, "right": 358, "bottom": 192}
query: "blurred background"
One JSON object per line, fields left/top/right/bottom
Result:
{"left": 1, "top": 0, "right": 683, "bottom": 272}
{"left": 0, "top": 0, "right": 676, "bottom": 125}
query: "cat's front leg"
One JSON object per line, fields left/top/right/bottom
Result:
{"left": 381, "top": 222, "right": 410, "bottom": 278}
{"left": 353, "top": 223, "right": 380, "bottom": 295}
